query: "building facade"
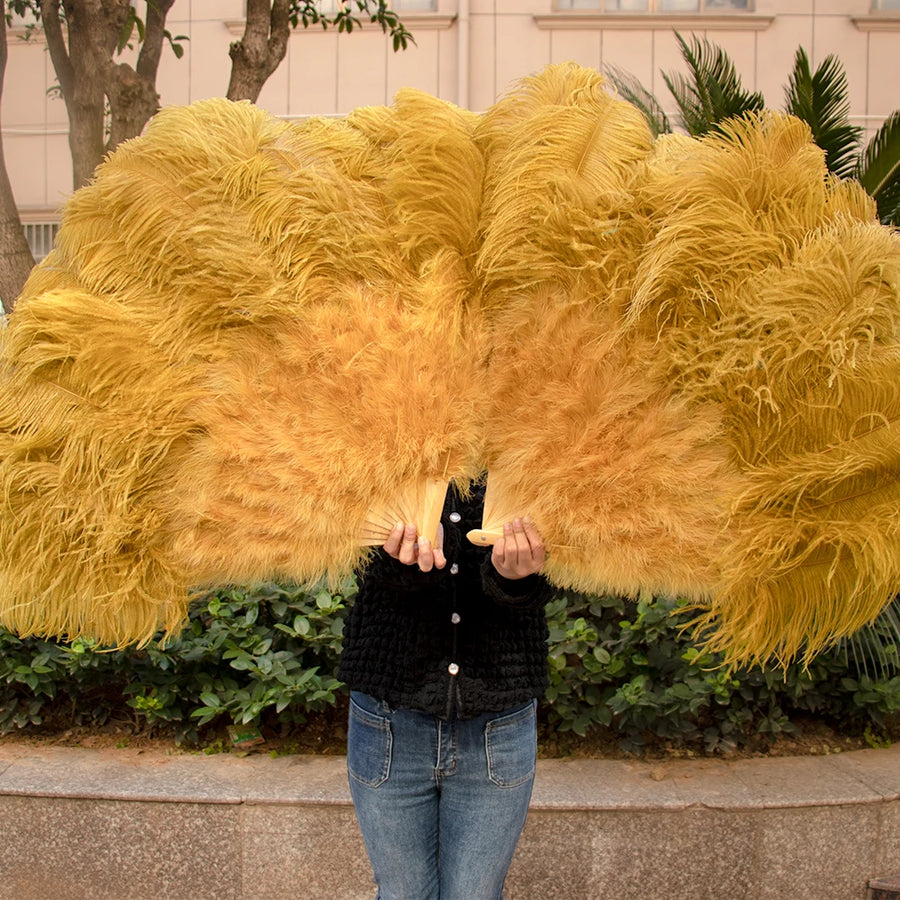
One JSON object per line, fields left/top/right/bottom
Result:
{"left": 3, "top": 0, "right": 899, "bottom": 247}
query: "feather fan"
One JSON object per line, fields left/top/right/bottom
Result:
{"left": 2, "top": 65, "right": 900, "bottom": 668}
{"left": 0, "top": 95, "right": 484, "bottom": 645}
{"left": 629, "top": 115, "right": 900, "bottom": 664}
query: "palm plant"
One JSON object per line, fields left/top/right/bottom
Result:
{"left": 837, "top": 596, "right": 900, "bottom": 679}
{"left": 856, "top": 109, "right": 900, "bottom": 226}
{"left": 783, "top": 47, "right": 862, "bottom": 179}
{"left": 604, "top": 63, "right": 670, "bottom": 138}
{"left": 605, "top": 35, "right": 900, "bottom": 227}
{"left": 662, "top": 32, "right": 765, "bottom": 136}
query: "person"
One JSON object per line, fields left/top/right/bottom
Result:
{"left": 338, "top": 478, "right": 554, "bottom": 900}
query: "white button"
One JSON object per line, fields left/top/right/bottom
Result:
{"left": 449, "top": 512, "right": 461, "bottom": 523}
{"left": 448, "top": 663, "right": 460, "bottom": 675}
{"left": 451, "top": 613, "right": 461, "bottom": 625}
{"left": 450, "top": 563, "right": 459, "bottom": 575}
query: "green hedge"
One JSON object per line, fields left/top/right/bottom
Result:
{"left": 1, "top": 582, "right": 898, "bottom": 751}
{"left": 544, "top": 593, "right": 900, "bottom": 753}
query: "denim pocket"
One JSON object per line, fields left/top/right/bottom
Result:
{"left": 484, "top": 700, "right": 537, "bottom": 788}
{"left": 347, "top": 692, "right": 392, "bottom": 788}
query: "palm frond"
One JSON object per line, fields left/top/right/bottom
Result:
{"left": 661, "top": 32, "right": 765, "bottom": 137}
{"left": 839, "top": 594, "right": 900, "bottom": 678}
{"left": 857, "top": 110, "right": 900, "bottom": 226}
{"left": 784, "top": 47, "right": 862, "bottom": 179}
{"left": 603, "top": 63, "right": 671, "bottom": 138}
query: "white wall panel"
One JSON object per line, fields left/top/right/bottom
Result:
{"left": 183, "top": 19, "right": 234, "bottom": 102}
{"left": 771, "top": 0, "right": 813, "bottom": 13}
{"left": 601, "top": 29, "right": 655, "bottom": 86}
{"left": 44, "top": 133, "right": 71, "bottom": 209}
{"left": 651, "top": 27, "right": 693, "bottom": 104}
{"left": 709, "top": 30, "right": 758, "bottom": 91}
{"left": 496, "top": 0, "right": 554, "bottom": 16}
{"left": 257, "top": 41, "right": 292, "bottom": 116}
{"left": 4, "top": 42, "right": 49, "bottom": 127}
{"left": 286, "top": 31, "right": 342, "bottom": 116}
{"left": 437, "top": 27, "right": 459, "bottom": 102}
{"left": 337, "top": 36, "right": 390, "bottom": 110}
{"left": 811, "top": 12, "right": 870, "bottom": 115}
{"left": 184, "top": 0, "right": 244, "bottom": 21}
{"left": 468, "top": 12, "right": 498, "bottom": 109}
{"left": 387, "top": 29, "right": 442, "bottom": 100}
{"left": 867, "top": 30, "right": 900, "bottom": 124}
{"left": 551, "top": 28, "right": 602, "bottom": 68}
{"left": 755, "top": 12, "right": 814, "bottom": 109}
{"left": 4, "top": 133, "right": 45, "bottom": 208}
{"left": 470, "top": 0, "right": 497, "bottom": 19}
{"left": 494, "top": 13, "right": 552, "bottom": 99}
{"left": 814, "top": 0, "right": 868, "bottom": 16}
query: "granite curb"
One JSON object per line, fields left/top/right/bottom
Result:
{"left": 0, "top": 742, "right": 897, "bottom": 810}
{"left": 0, "top": 743, "right": 896, "bottom": 899}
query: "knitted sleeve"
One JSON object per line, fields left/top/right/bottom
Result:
{"left": 357, "top": 548, "right": 443, "bottom": 595}
{"left": 480, "top": 557, "right": 557, "bottom": 609}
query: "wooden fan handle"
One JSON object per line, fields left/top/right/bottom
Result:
{"left": 467, "top": 529, "right": 504, "bottom": 546}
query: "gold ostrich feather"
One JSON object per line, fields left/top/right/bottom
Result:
{"left": 475, "top": 63, "right": 652, "bottom": 308}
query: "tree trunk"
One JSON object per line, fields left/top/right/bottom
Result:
{"left": 226, "top": 0, "right": 291, "bottom": 103}
{"left": 44, "top": 0, "right": 109, "bottom": 189}
{"left": 105, "top": 60, "right": 161, "bottom": 150}
{"left": 0, "top": 13, "right": 37, "bottom": 312}
{"left": 45, "top": 1, "right": 171, "bottom": 190}
{"left": 106, "top": 0, "right": 176, "bottom": 150}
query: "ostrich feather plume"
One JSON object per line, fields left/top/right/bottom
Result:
{"left": 630, "top": 115, "right": 900, "bottom": 664}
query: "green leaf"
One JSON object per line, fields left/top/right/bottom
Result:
{"left": 603, "top": 63, "right": 671, "bottom": 137}
{"left": 857, "top": 110, "right": 900, "bottom": 226}
{"left": 662, "top": 32, "right": 765, "bottom": 137}
{"left": 783, "top": 47, "right": 862, "bottom": 178}
{"left": 116, "top": 7, "right": 138, "bottom": 54}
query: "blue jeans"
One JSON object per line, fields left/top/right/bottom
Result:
{"left": 347, "top": 691, "right": 537, "bottom": 900}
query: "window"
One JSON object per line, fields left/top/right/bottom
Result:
{"left": 872, "top": 0, "right": 900, "bottom": 8}
{"left": 556, "top": 0, "right": 749, "bottom": 10}
{"left": 23, "top": 222, "right": 60, "bottom": 263}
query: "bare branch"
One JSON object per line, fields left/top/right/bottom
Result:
{"left": 136, "top": 0, "right": 177, "bottom": 82}
{"left": 42, "top": 0, "right": 75, "bottom": 98}
{"left": 227, "top": 0, "right": 291, "bottom": 102}
{"left": 0, "top": 13, "right": 37, "bottom": 310}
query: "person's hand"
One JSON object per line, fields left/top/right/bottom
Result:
{"left": 383, "top": 522, "right": 446, "bottom": 572}
{"left": 491, "top": 517, "right": 546, "bottom": 580}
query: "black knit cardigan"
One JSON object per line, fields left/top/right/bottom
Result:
{"left": 338, "top": 481, "right": 555, "bottom": 719}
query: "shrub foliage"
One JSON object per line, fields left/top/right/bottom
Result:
{"left": 1, "top": 583, "right": 897, "bottom": 751}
